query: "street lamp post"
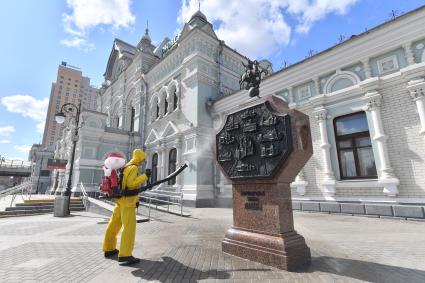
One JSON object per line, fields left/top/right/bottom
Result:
{"left": 54, "top": 101, "right": 81, "bottom": 216}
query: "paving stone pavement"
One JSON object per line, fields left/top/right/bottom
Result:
{"left": 0, "top": 207, "right": 424, "bottom": 282}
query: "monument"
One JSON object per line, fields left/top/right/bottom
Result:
{"left": 216, "top": 60, "right": 313, "bottom": 270}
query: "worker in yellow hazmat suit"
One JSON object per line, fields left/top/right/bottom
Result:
{"left": 102, "top": 148, "right": 148, "bottom": 264}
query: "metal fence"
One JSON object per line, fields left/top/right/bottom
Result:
{"left": 0, "top": 159, "right": 33, "bottom": 169}
{"left": 139, "top": 189, "right": 184, "bottom": 218}
{"left": 75, "top": 183, "right": 101, "bottom": 198}
{"left": 0, "top": 181, "right": 33, "bottom": 206}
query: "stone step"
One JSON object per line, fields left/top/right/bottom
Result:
{"left": 24, "top": 198, "right": 82, "bottom": 203}
{"left": 16, "top": 201, "right": 83, "bottom": 207}
{"left": 0, "top": 206, "right": 85, "bottom": 218}
{"left": 0, "top": 212, "right": 48, "bottom": 218}
{"left": 6, "top": 204, "right": 85, "bottom": 211}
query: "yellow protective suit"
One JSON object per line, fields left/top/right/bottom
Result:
{"left": 102, "top": 149, "right": 148, "bottom": 257}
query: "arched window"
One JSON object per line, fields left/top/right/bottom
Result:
{"left": 151, "top": 153, "right": 158, "bottom": 182}
{"left": 130, "top": 107, "right": 135, "bottom": 132}
{"left": 168, "top": 148, "right": 177, "bottom": 185}
{"left": 164, "top": 98, "right": 169, "bottom": 115}
{"left": 334, "top": 112, "right": 377, "bottom": 179}
{"left": 156, "top": 103, "right": 159, "bottom": 119}
{"left": 173, "top": 89, "right": 178, "bottom": 110}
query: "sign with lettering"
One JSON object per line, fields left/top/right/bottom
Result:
{"left": 47, "top": 158, "right": 67, "bottom": 170}
{"left": 216, "top": 102, "right": 293, "bottom": 180}
{"left": 242, "top": 191, "right": 265, "bottom": 210}
{"left": 161, "top": 33, "right": 181, "bottom": 56}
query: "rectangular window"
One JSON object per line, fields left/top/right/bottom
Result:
{"left": 377, "top": 55, "right": 399, "bottom": 75}
{"left": 334, "top": 112, "right": 377, "bottom": 179}
{"left": 297, "top": 85, "right": 311, "bottom": 100}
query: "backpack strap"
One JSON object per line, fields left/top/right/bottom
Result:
{"left": 122, "top": 189, "right": 140, "bottom": 196}
{"left": 120, "top": 163, "right": 140, "bottom": 197}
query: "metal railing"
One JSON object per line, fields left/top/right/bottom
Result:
{"left": 139, "top": 189, "right": 184, "bottom": 218}
{"left": 75, "top": 183, "right": 101, "bottom": 198}
{"left": 0, "top": 159, "right": 33, "bottom": 169}
{"left": 0, "top": 181, "right": 33, "bottom": 206}
{"left": 79, "top": 183, "right": 89, "bottom": 208}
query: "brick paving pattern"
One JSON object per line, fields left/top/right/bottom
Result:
{"left": 0, "top": 207, "right": 424, "bottom": 282}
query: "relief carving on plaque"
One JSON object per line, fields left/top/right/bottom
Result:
{"left": 216, "top": 102, "right": 293, "bottom": 179}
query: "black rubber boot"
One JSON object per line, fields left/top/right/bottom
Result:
{"left": 118, "top": 256, "right": 141, "bottom": 265}
{"left": 104, "top": 249, "right": 119, "bottom": 258}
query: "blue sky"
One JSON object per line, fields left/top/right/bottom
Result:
{"left": 0, "top": 0, "right": 424, "bottom": 160}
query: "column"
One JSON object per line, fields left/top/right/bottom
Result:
{"left": 118, "top": 102, "right": 124, "bottom": 129}
{"left": 160, "top": 145, "right": 167, "bottom": 180}
{"left": 403, "top": 43, "right": 416, "bottom": 65}
{"left": 407, "top": 78, "right": 425, "bottom": 137}
{"left": 313, "top": 106, "right": 336, "bottom": 196}
{"left": 314, "top": 77, "right": 321, "bottom": 95}
{"left": 175, "top": 136, "right": 183, "bottom": 189}
{"left": 364, "top": 91, "right": 399, "bottom": 196}
{"left": 362, "top": 58, "right": 372, "bottom": 78}
{"left": 291, "top": 170, "right": 308, "bottom": 196}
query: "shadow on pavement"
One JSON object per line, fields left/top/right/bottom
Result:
{"left": 297, "top": 255, "right": 425, "bottom": 282}
{"left": 131, "top": 256, "right": 270, "bottom": 282}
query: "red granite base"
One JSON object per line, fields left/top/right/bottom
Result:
{"left": 222, "top": 227, "right": 311, "bottom": 271}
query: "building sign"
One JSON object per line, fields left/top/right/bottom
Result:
{"left": 241, "top": 191, "right": 265, "bottom": 210}
{"left": 47, "top": 158, "right": 67, "bottom": 170}
{"left": 161, "top": 33, "right": 181, "bottom": 57}
{"left": 216, "top": 102, "right": 293, "bottom": 180}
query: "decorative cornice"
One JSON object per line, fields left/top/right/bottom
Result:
{"left": 407, "top": 78, "right": 425, "bottom": 101}
{"left": 313, "top": 106, "right": 329, "bottom": 121}
{"left": 364, "top": 91, "right": 382, "bottom": 111}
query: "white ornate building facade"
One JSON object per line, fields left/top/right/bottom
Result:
{"left": 53, "top": 11, "right": 248, "bottom": 206}
{"left": 54, "top": 6, "right": 425, "bottom": 210}
{"left": 212, "top": 6, "right": 425, "bottom": 207}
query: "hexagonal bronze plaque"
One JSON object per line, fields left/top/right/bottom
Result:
{"left": 216, "top": 102, "right": 292, "bottom": 180}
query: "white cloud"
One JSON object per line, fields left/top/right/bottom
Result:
{"left": 286, "top": 0, "right": 359, "bottom": 33}
{"left": 1, "top": 95, "right": 49, "bottom": 134}
{"left": 61, "top": 0, "right": 136, "bottom": 50}
{"left": 0, "top": 126, "right": 15, "bottom": 137}
{"left": 178, "top": 0, "right": 358, "bottom": 58}
{"left": 14, "top": 145, "right": 32, "bottom": 155}
{"left": 0, "top": 139, "right": 11, "bottom": 144}
{"left": 60, "top": 37, "right": 95, "bottom": 52}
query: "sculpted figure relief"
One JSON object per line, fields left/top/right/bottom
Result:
{"left": 239, "top": 60, "right": 269, "bottom": 98}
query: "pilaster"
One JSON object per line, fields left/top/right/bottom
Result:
{"left": 364, "top": 91, "right": 399, "bottom": 196}
{"left": 175, "top": 136, "right": 184, "bottom": 189}
{"left": 406, "top": 78, "right": 425, "bottom": 137}
{"left": 403, "top": 43, "right": 416, "bottom": 65}
{"left": 313, "top": 106, "right": 336, "bottom": 196}
{"left": 362, "top": 58, "right": 372, "bottom": 78}
{"left": 314, "top": 77, "right": 321, "bottom": 95}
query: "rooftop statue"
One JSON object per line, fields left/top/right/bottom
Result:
{"left": 239, "top": 59, "right": 269, "bottom": 98}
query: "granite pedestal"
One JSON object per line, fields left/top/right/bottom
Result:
{"left": 217, "top": 95, "right": 313, "bottom": 270}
